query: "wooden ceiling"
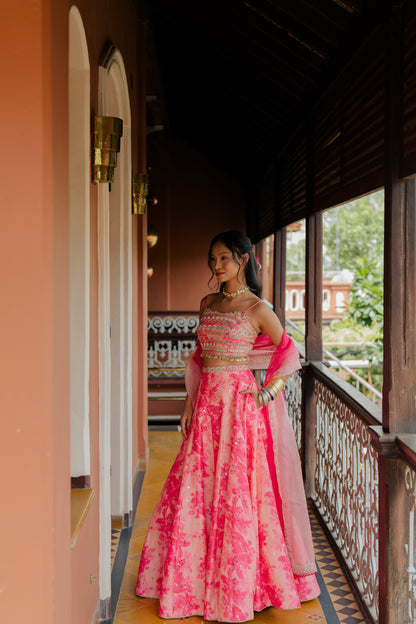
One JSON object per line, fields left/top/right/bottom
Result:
{"left": 146, "top": 0, "right": 382, "bottom": 183}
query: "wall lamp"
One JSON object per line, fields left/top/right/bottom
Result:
{"left": 147, "top": 224, "right": 158, "bottom": 248}
{"left": 132, "top": 173, "right": 149, "bottom": 214}
{"left": 92, "top": 116, "right": 123, "bottom": 183}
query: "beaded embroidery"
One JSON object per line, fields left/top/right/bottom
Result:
{"left": 198, "top": 307, "right": 257, "bottom": 363}
{"left": 202, "top": 365, "right": 249, "bottom": 372}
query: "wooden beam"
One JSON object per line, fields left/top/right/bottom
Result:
{"left": 379, "top": 4, "right": 416, "bottom": 624}
{"left": 305, "top": 212, "right": 323, "bottom": 361}
{"left": 273, "top": 229, "right": 286, "bottom": 325}
{"left": 383, "top": 2, "right": 416, "bottom": 434}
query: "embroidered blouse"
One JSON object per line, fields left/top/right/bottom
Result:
{"left": 197, "top": 307, "right": 258, "bottom": 363}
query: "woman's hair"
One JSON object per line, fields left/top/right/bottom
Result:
{"left": 208, "top": 230, "right": 263, "bottom": 298}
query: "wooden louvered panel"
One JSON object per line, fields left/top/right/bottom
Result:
{"left": 276, "top": 126, "right": 307, "bottom": 230}
{"left": 313, "top": 93, "right": 342, "bottom": 201}
{"left": 342, "top": 41, "right": 384, "bottom": 188}
{"left": 314, "top": 27, "right": 384, "bottom": 211}
{"left": 257, "top": 27, "right": 386, "bottom": 235}
{"left": 402, "top": 5, "right": 416, "bottom": 177}
{"left": 255, "top": 166, "right": 277, "bottom": 241}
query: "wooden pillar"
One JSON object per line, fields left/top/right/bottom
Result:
{"left": 302, "top": 213, "right": 322, "bottom": 493}
{"left": 377, "top": 436, "right": 409, "bottom": 624}
{"left": 302, "top": 122, "right": 322, "bottom": 493}
{"left": 305, "top": 212, "right": 323, "bottom": 361}
{"left": 383, "top": 1, "right": 416, "bottom": 434}
{"left": 273, "top": 228, "right": 286, "bottom": 325}
{"left": 383, "top": 181, "right": 416, "bottom": 433}
{"left": 380, "top": 3, "right": 416, "bottom": 623}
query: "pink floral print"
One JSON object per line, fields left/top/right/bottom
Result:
{"left": 136, "top": 368, "right": 320, "bottom": 622}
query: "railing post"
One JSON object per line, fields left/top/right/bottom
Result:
{"left": 303, "top": 112, "right": 322, "bottom": 493}
{"left": 305, "top": 212, "right": 322, "bottom": 362}
{"left": 302, "top": 366, "right": 317, "bottom": 497}
{"left": 377, "top": 434, "right": 409, "bottom": 624}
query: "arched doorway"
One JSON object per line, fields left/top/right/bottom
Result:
{"left": 68, "top": 5, "right": 90, "bottom": 484}
{"left": 97, "top": 46, "right": 133, "bottom": 607}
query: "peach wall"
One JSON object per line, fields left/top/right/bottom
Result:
{"left": 0, "top": 1, "right": 147, "bottom": 623}
{"left": 69, "top": 1, "right": 148, "bottom": 620}
{"left": 0, "top": 1, "right": 70, "bottom": 622}
{"left": 148, "top": 135, "right": 246, "bottom": 311}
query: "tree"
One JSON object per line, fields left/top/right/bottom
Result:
{"left": 347, "top": 256, "right": 384, "bottom": 367}
{"left": 322, "top": 190, "right": 384, "bottom": 274}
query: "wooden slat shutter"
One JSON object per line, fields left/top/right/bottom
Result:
{"left": 402, "top": 2, "right": 416, "bottom": 178}
{"left": 313, "top": 27, "right": 385, "bottom": 212}
{"left": 255, "top": 27, "right": 386, "bottom": 238}
{"left": 277, "top": 124, "right": 307, "bottom": 229}
{"left": 252, "top": 166, "right": 277, "bottom": 243}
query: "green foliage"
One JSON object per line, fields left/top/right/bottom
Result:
{"left": 286, "top": 236, "right": 305, "bottom": 281}
{"left": 347, "top": 256, "right": 384, "bottom": 367}
{"left": 322, "top": 190, "right": 384, "bottom": 273}
{"left": 285, "top": 191, "right": 385, "bottom": 394}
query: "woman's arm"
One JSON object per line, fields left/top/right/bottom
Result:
{"left": 179, "top": 295, "right": 209, "bottom": 439}
{"left": 179, "top": 395, "right": 193, "bottom": 439}
{"left": 241, "top": 302, "right": 290, "bottom": 408}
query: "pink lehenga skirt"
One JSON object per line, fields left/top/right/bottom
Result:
{"left": 136, "top": 367, "right": 320, "bottom": 622}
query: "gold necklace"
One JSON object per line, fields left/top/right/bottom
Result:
{"left": 222, "top": 286, "right": 249, "bottom": 298}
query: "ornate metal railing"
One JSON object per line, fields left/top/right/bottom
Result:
{"left": 405, "top": 463, "right": 416, "bottom": 624}
{"left": 313, "top": 372, "right": 380, "bottom": 620}
{"left": 285, "top": 368, "right": 303, "bottom": 452}
{"left": 148, "top": 312, "right": 199, "bottom": 378}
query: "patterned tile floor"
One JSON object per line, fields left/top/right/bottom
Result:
{"left": 111, "top": 526, "right": 122, "bottom": 570}
{"left": 113, "top": 431, "right": 369, "bottom": 624}
{"left": 309, "top": 511, "right": 368, "bottom": 624}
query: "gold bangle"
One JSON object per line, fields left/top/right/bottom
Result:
{"left": 267, "top": 377, "right": 285, "bottom": 396}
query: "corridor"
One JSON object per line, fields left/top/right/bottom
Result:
{"left": 111, "top": 431, "right": 368, "bottom": 624}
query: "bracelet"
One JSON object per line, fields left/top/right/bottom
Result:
{"left": 267, "top": 377, "right": 285, "bottom": 396}
{"left": 259, "top": 377, "right": 285, "bottom": 406}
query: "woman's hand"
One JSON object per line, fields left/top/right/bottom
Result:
{"left": 179, "top": 396, "right": 193, "bottom": 439}
{"left": 240, "top": 388, "right": 262, "bottom": 409}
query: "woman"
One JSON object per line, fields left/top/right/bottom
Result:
{"left": 136, "top": 230, "right": 320, "bottom": 622}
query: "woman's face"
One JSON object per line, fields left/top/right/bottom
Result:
{"left": 209, "top": 242, "right": 246, "bottom": 285}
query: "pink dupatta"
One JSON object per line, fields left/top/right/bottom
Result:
{"left": 185, "top": 330, "right": 317, "bottom": 578}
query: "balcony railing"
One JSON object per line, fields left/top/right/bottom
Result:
{"left": 148, "top": 312, "right": 198, "bottom": 378}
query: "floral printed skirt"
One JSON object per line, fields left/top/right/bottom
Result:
{"left": 136, "top": 368, "right": 320, "bottom": 622}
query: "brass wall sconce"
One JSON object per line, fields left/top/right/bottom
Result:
{"left": 132, "top": 173, "right": 149, "bottom": 214}
{"left": 92, "top": 116, "right": 123, "bottom": 183}
{"left": 147, "top": 224, "right": 158, "bottom": 248}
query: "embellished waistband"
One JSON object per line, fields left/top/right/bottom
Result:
{"left": 202, "top": 365, "right": 249, "bottom": 372}
{"left": 201, "top": 351, "right": 249, "bottom": 363}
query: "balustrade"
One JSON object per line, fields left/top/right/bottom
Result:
{"left": 405, "top": 464, "right": 416, "bottom": 624}
{"left": 148, "top": 312, "right": 198, "bottom": 378}
{"left": 285, "top": 368, "right": 303, "bottom": 452}
{"left": 314, "top": 376, "right": 380, "bottom": 620}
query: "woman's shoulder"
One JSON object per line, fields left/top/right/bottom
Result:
{"left": 243, "top": 294, "right": 267, "bottom": 312}
{"left": 244, "top": 297, "right": 280, "bottom": 322}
